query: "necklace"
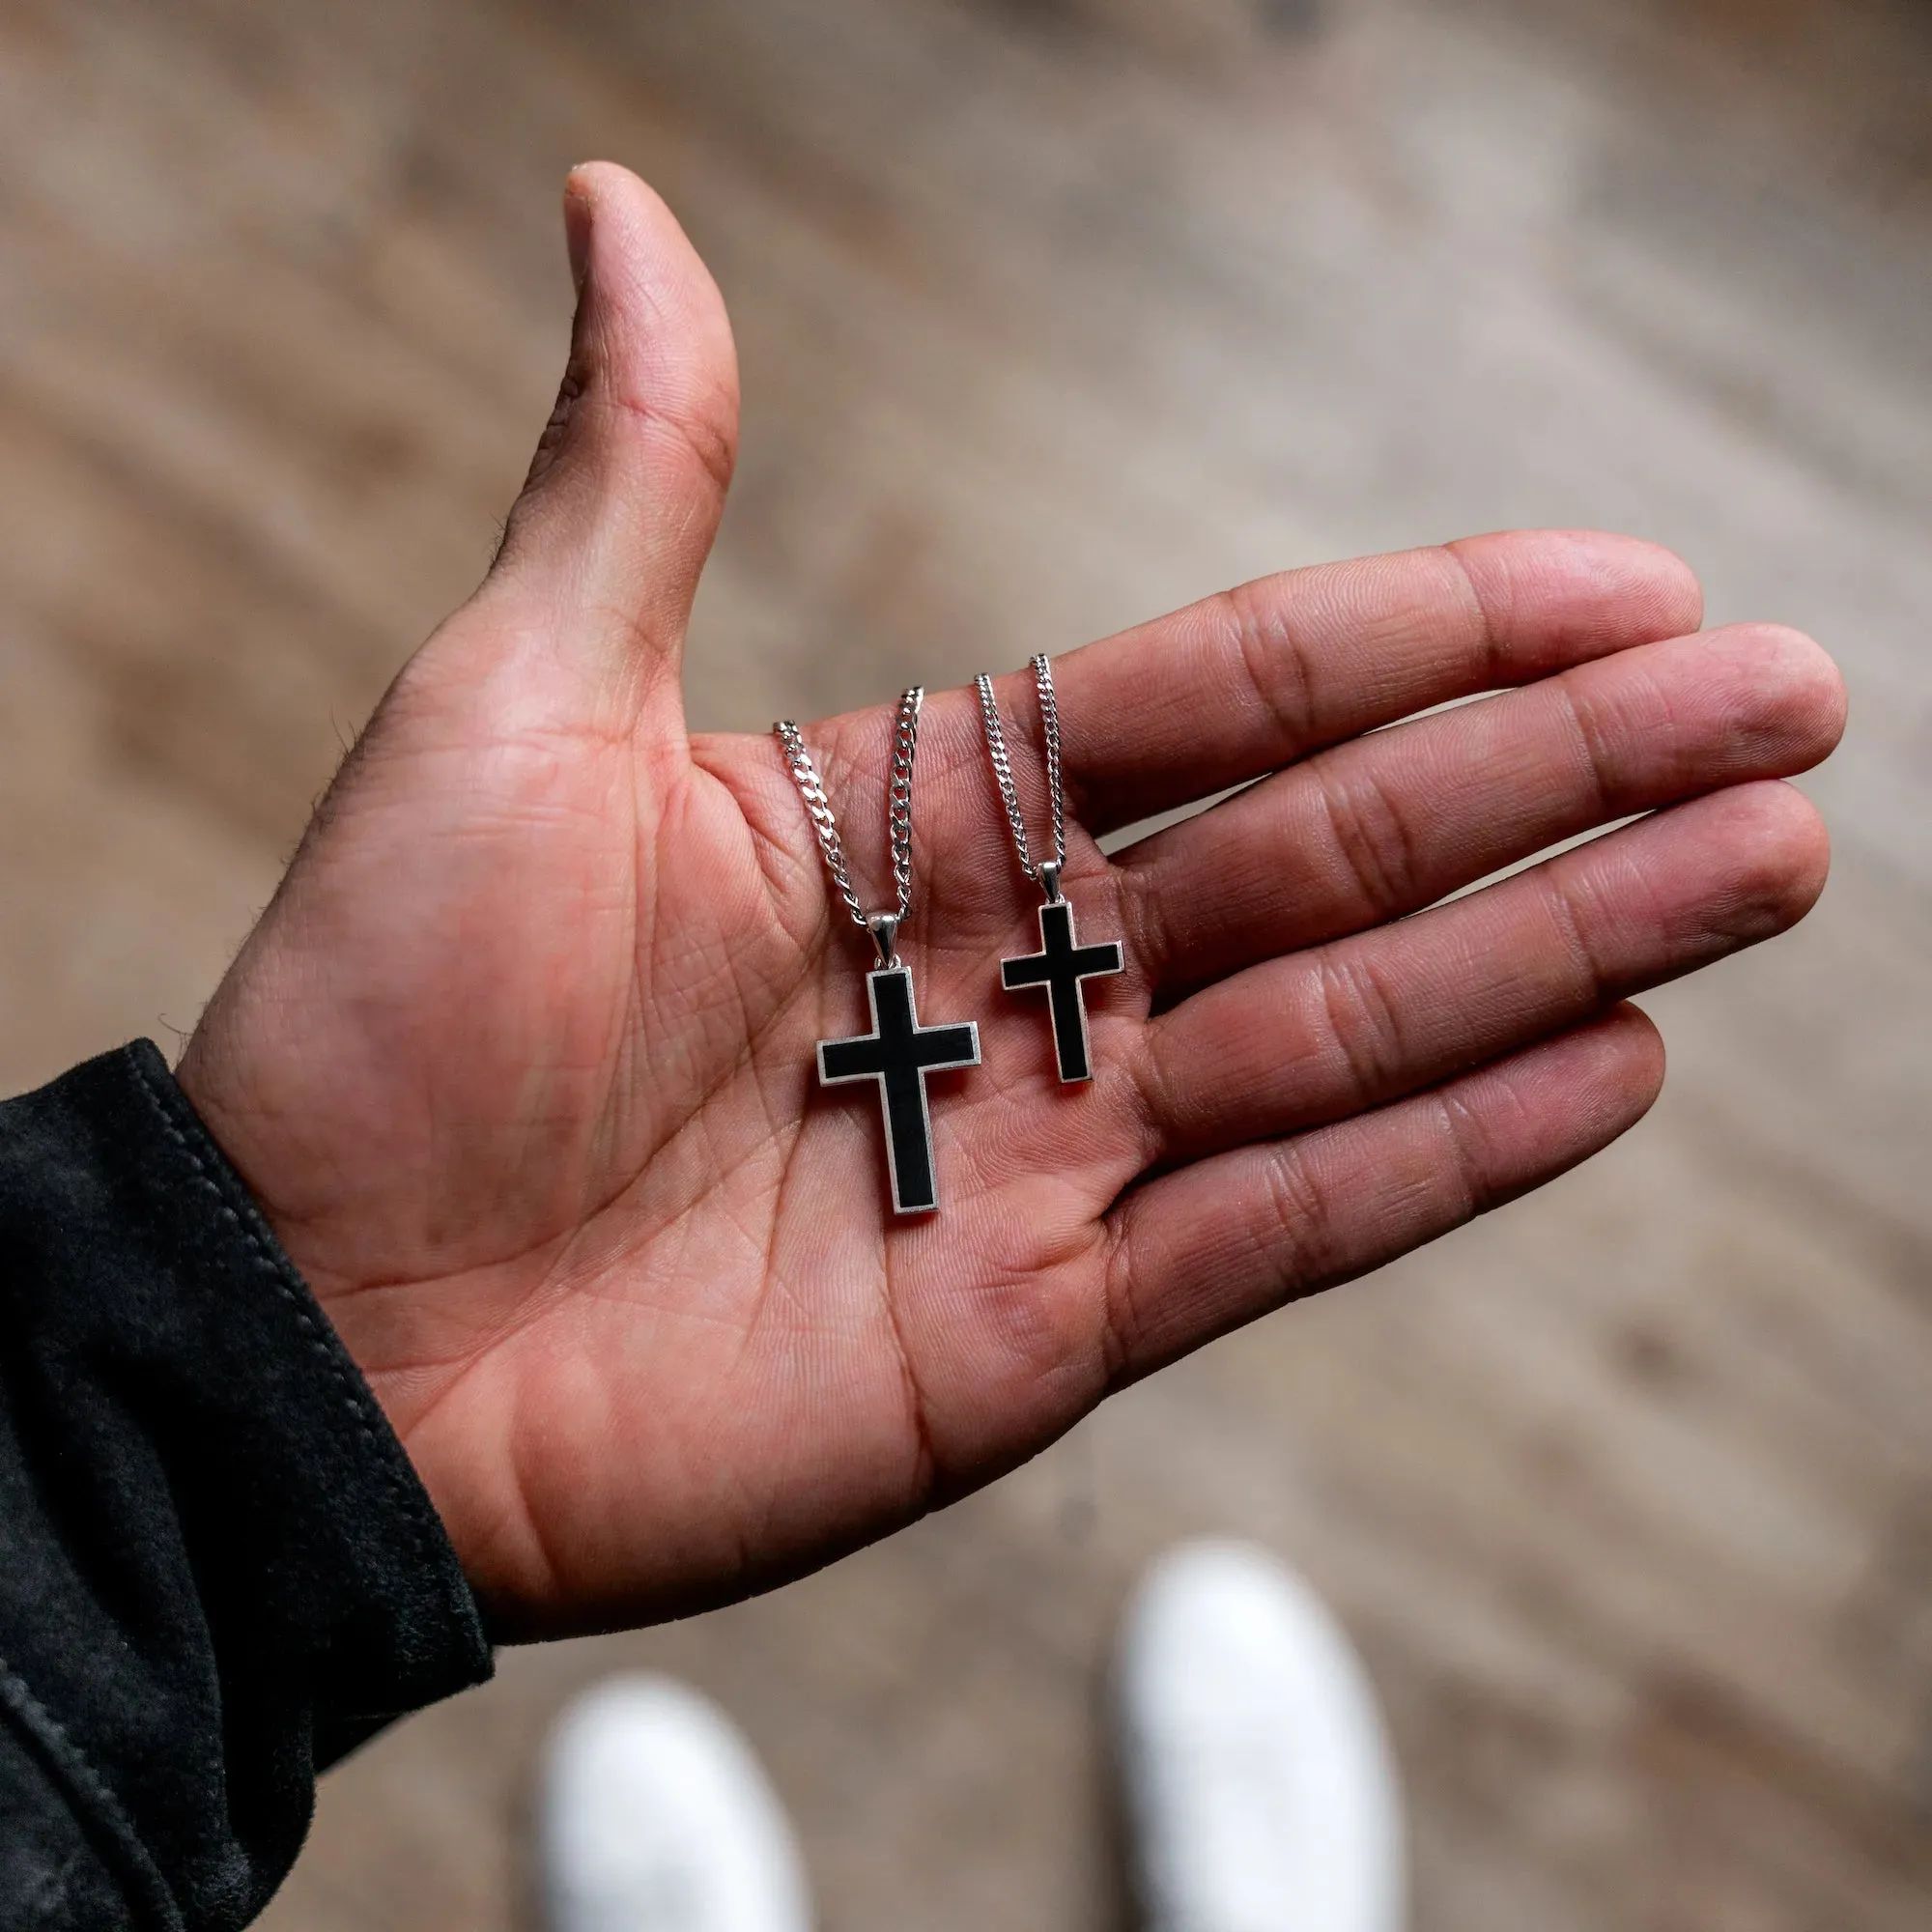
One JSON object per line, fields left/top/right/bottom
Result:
{"left": 975, "top": 655, "right": 1124, "bottom": 1084}
{"left": 775, "top": 688, "right": 980, "bottom": 1215}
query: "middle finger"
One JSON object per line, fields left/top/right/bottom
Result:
{"left": 1117, "top": 622, "right": 1842, "bottom": 998}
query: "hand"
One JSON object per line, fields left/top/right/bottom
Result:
{"left": 178, "top": 165, "right": 1845, "bottom": 1639}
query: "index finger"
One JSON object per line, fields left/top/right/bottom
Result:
{"left": 1047, "top": 529, "right": 1703, "bottom": 834}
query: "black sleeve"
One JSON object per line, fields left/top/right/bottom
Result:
{"left": 0, "top": 1042, "right": 494, "bottom": 1930}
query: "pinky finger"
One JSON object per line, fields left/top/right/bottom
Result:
{"left": 1101, "top": 1005, "right": 1665, "bottom": 1382}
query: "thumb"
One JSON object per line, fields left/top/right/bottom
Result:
{"left": 487, "top": 162, "right": 740, "bottom": 701}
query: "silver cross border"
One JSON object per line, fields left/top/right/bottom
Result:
{"left": 999, "top": 863, "right": 1124, "bottom": 1084}
{"left": 817, "top": 924, "right": 981, "bottom": 1215}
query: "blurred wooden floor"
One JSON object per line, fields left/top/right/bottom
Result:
{"left": 4, "top": 1, "right": 1932, "bottom": 1927}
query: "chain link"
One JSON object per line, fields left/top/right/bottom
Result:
{"left": 774, "top": 686, "right": 923, "bottom": 942}
{"left": 974, "top": 653, "right": 1065, "bottom": 886}
{"left": 886, "top": 685, "right": 922, "bottom": 925}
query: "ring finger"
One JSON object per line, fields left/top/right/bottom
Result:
{"left": 1131, "top": 780, "right": 1828, "bottom": 1167}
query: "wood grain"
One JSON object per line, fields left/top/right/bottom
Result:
{"left": 1, "top": 2, "right": 1927, "bottom": 1926}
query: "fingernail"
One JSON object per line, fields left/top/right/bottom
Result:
{"left": 563, "top": 170, "right": 594, "bottom": 294}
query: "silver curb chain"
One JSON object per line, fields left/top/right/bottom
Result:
{"left": 975, "top": 653, "right": 1066, "bottom": 889}
{"left": 774, "top": 686, "right": 923, "bottom": 962}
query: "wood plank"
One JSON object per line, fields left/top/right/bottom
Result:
{"left": 0, "top": 1, "right": 1926, "bottom": 1926}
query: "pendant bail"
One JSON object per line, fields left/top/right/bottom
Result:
{"left": 867, "top": 911, "right": 901, "bottom": 970}
{"left": 1038, "top": 859, "right": 1065, "bottom": 904}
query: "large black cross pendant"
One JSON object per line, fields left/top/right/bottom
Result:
{"left": 1001, "top": 896, "right": 1124, "bottom": 1084}
{"left": 817, "top": 967, "right": 980, "bottom": 1215}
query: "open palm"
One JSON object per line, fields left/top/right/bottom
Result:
{"left": 178, "top": 167, "right": 1844, "bottom": 1639}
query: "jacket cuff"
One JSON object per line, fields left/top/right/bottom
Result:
{"left": 0, "top": 1040, "right": 493, "bottom": 1927}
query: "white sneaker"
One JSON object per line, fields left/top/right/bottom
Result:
{"left": 1114, "top": 1542, "right": 1406, "bottom": 1932}
{"left": 537, "top": 1674, "right": 813, "bottom": 1932}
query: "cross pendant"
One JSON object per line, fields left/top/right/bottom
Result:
{"left": 817, "top": 966, "right": 980, "bottom": 1215}
{"left": 1001, "top": 879, "right": 1124, "bottom": 1084}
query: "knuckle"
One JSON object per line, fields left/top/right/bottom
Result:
{"left": 1098, "top": 1229, "right": 1144, "bottom": 1383}
{"left": 1258, "top": 1144, "right": 1324, "bottom": 1286}
{"left": 1221, "top": 577, "right": 1319, "bottom": 748}
{"left": 1548, "top": 677, "right": 1618, "bottom": 816}
{"left": 1315, "top": 952, "right": 1407, "bottom": 1099}
{"left": 1115, "top": 857, "right": 1178, "bottom": 997}
{"left": 1315, "top": 763, "right": 1421, "bottom": 918}
{"left": 1117, "top": 1023, "right": 1177, "bottom": 1170}
{"left": 1535, "top": 863, "right": 1611, "bottom": 998}
{"left": 1429, "top": 1091, "right": 1489, "bottom": 1220}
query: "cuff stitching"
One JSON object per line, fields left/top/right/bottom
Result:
{"left": 123, "top": 1048, "right": 459, "bottom": 1648}
{"left": 0, "top": 1654, "right": 185, "bottom": 1932}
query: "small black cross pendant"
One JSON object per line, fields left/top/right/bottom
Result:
{"left": 817, "top": 967, "right": 980, "bottom": 1214}
{"left": 1001, "top": 895, "right": 1124, "bottom": 1084}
